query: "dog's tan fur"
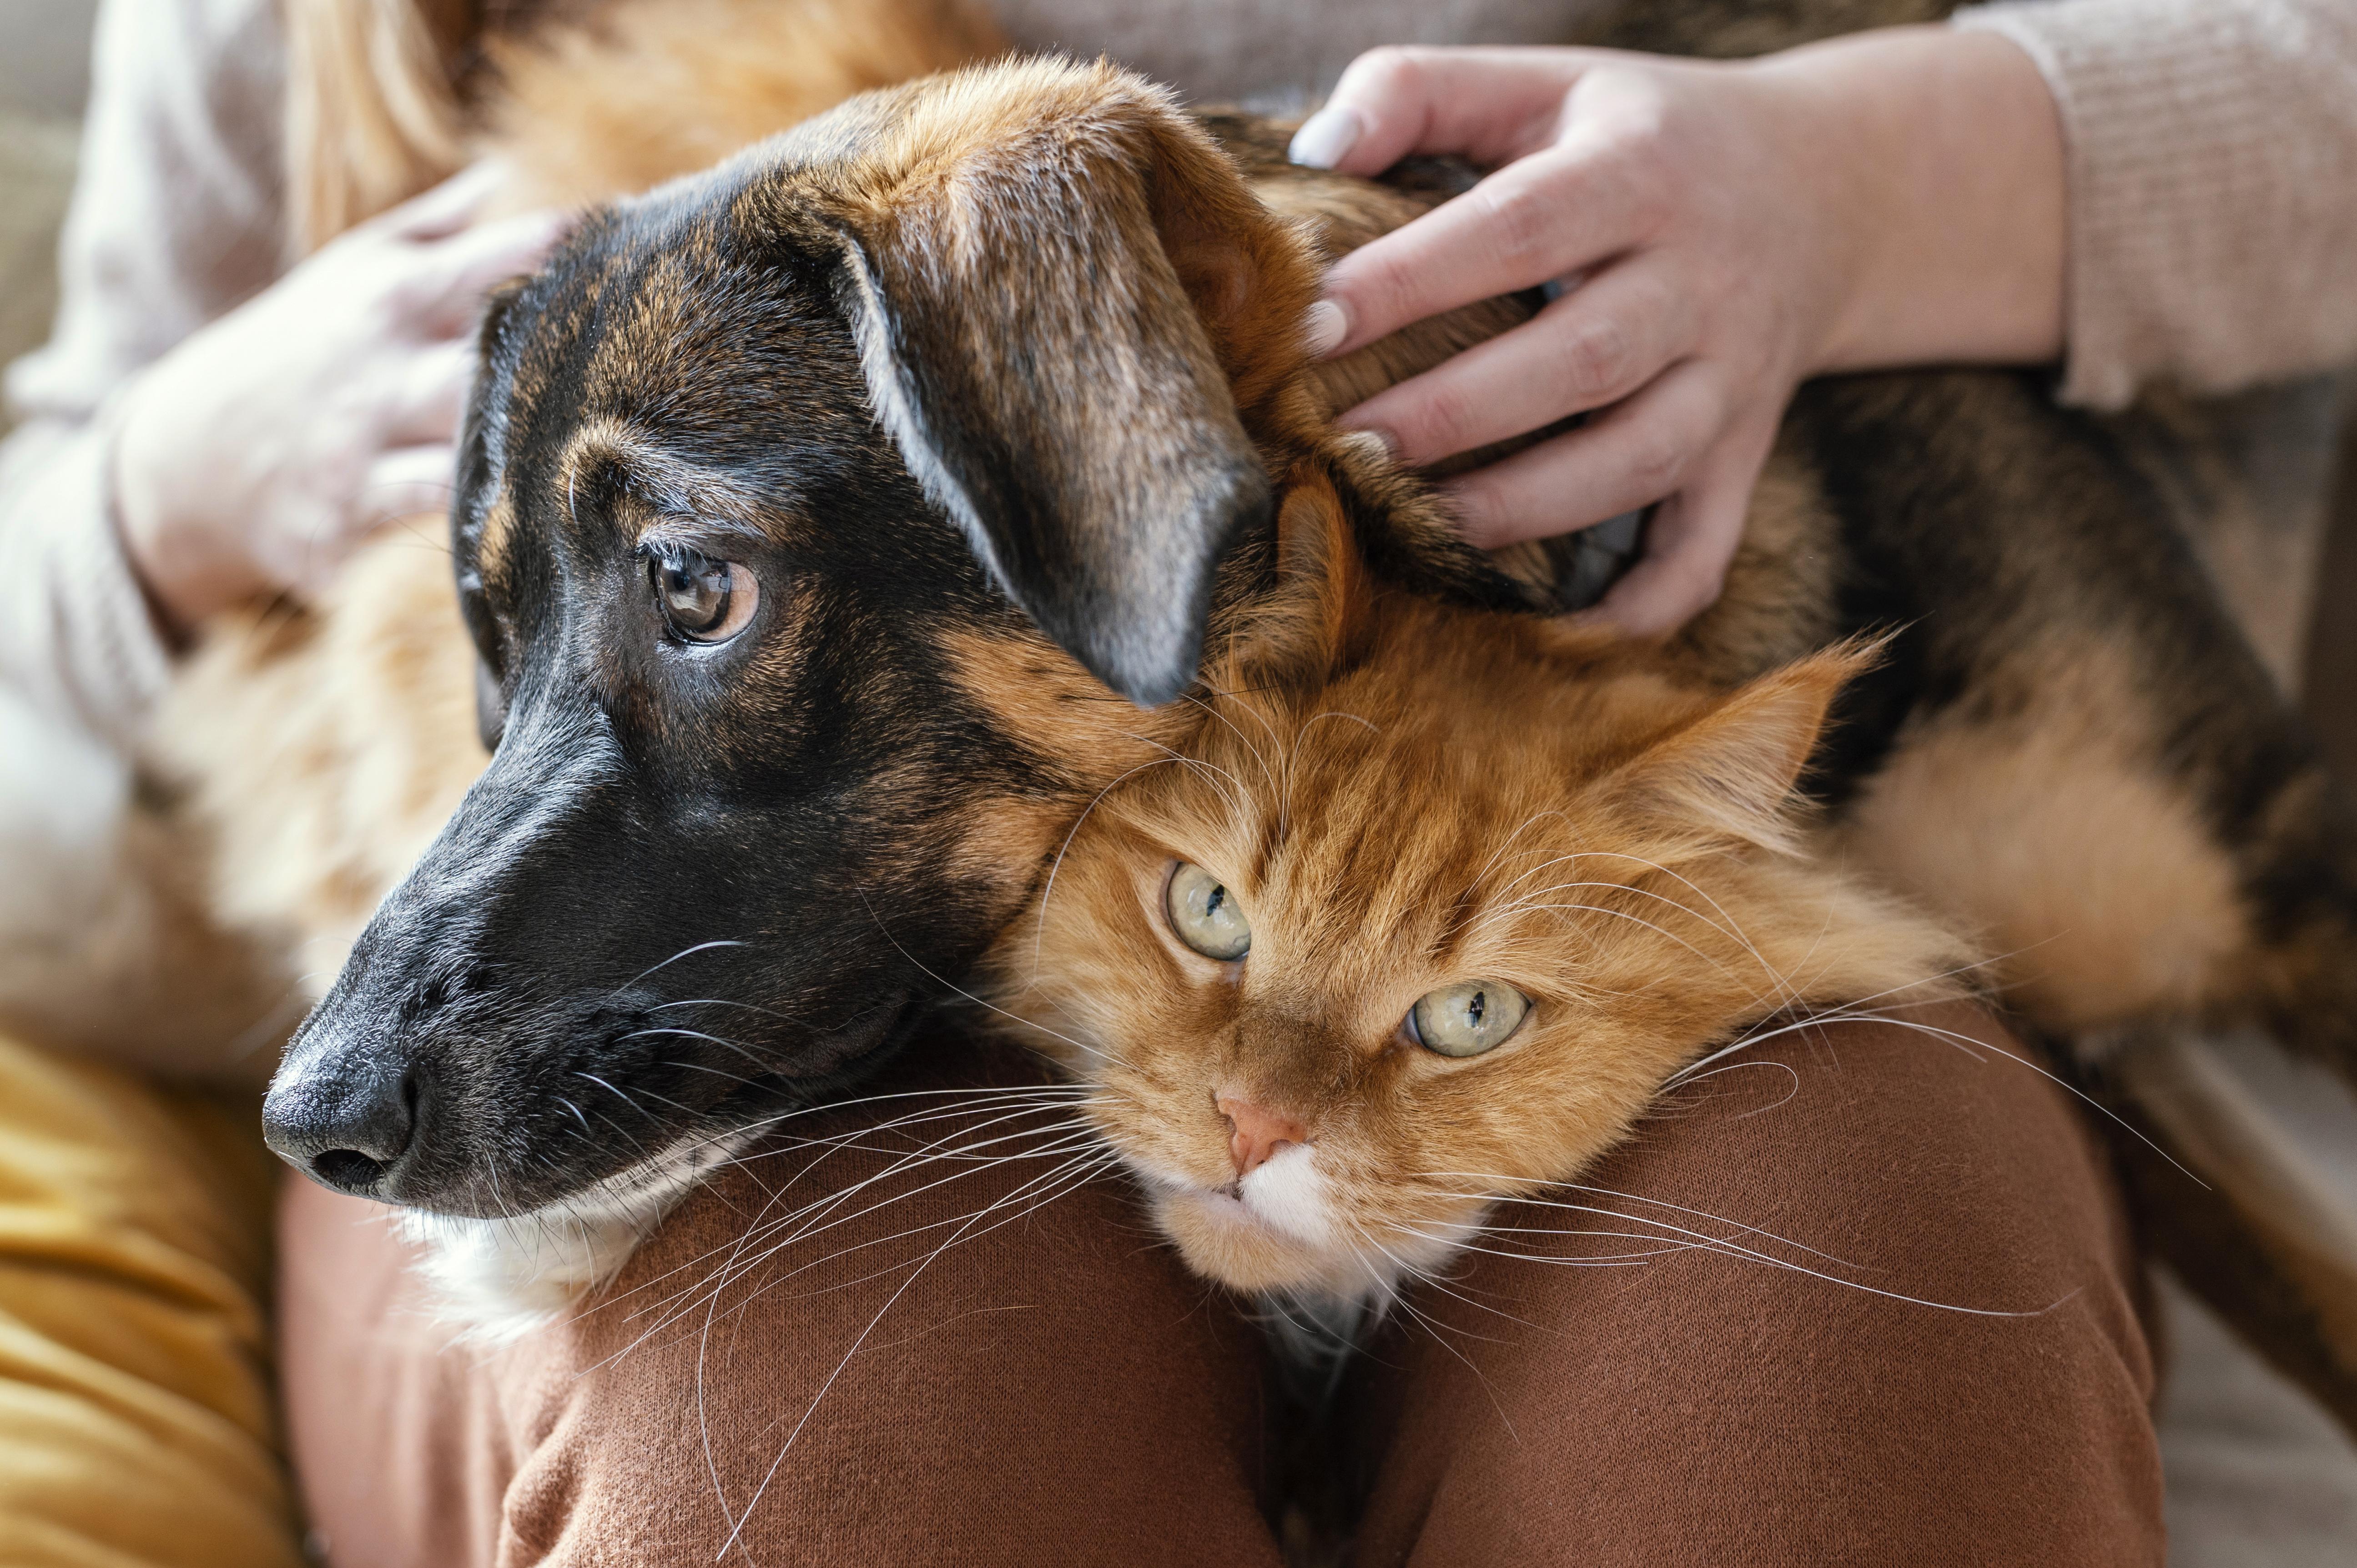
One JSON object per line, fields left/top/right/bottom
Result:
{"left": 485, "top": 0, "right": 1004, "bottom": 209}
{"left": 1836, "top": 686, "right": 2250, "bottom": 1032}
{"left": 161, "top": 534, "right": 482, "bottom": 986}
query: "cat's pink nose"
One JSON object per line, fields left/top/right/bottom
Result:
{"left": 1217, "top": 1096, "right": 1307, "bottom": 1178}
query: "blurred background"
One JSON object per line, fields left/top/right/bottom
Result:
{"left": 3, "top": 2, "right": 2357, "bottom": 1563}
{"left": 0, "top": 0, "right": 92, "bottom": 399}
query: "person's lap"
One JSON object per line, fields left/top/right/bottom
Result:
{"left": 1346, "top": 1002, "right": 2162, "bottom": 1565}
{"left": 281, "top": 1007, "right": 2161, "bottom": 1566}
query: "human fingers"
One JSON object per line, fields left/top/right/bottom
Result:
{"left": 274, "top": 444, "right": 461, "bottom": 593}
{"left": 264, "top": 442, "right": 455, "bottom": 598}
{"left": 1578, "top": 413, "right": 1777, "bottom": 638}
{"left": 376, "top": 159, "right": 513, "bottom": 241}
{"left": 1435, "top": 359, "right": 1726, "bottom": 549}
{"left": 1338, "top": 263, "right": 1692, "bottom": 464}
{"left": 400, "top": 207, "right": 574, "bottom": 333}
{"left": 383, "top": 338, "right": 475, "bottom": 447}
{"left": 1289, "top": 46, "right": 1595, "bottom": 174}
{"left": 1307, "top": 136, "right": 1660, "bottom": 360}
{"left": 353, "top": 444, "right": 461, "bottom": 536}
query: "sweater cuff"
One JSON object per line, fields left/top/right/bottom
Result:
{"left": 1954, "top": 0, "right": 2357, "bottom": 409}
{"left": 0, "top": 416, "right": 175, "bottom": 749}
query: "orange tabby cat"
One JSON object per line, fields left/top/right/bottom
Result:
{"left": 984, "top": 523, "right": 1970, "bottom": 1311}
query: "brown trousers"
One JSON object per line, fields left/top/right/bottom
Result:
{"left": 280, "top": 1006, "right": 2163, "bottom": 1565}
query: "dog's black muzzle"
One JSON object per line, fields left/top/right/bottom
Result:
{"left": 261, "top": 693, "right": 932, "bottom": 1214}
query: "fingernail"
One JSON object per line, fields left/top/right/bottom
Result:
{"left": 1288, "top": 106, "right": 1364, "bottom": 170}
{"left": 1335, "top": 424, "right": 1398, "bottom": 462}
{"left": 1301, "top": 299, "right": 1348, "bottom": 360}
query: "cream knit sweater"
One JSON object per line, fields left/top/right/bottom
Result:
{"left": 4, "top": 0, "right": 2354, "bottom": 745}
{"left": 1957, "top": 0, "right": 2357, "bottom": 409}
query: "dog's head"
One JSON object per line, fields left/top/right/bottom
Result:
{"left": 262, "top": 60, "right": 1533, "bottom": 1216}
{"left": 259, "top": 59, "right": 1409, "bottom": 1212}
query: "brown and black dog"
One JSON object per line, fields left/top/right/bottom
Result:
{"left": 147, "top": 3, "right": 2357, "bottom": 1412}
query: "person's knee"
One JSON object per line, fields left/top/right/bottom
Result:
{"left": 1348, "top": 1005, "right": 2162, "bottom": 1566}
{"left": 292, "top": 1035, "right": 1287, "bottom": 1566}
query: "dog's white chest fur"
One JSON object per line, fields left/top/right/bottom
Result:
{"left": 400, "top": 1134, "right": 748, "bottom": 1342}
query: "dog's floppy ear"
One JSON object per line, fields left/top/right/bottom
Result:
{"left": 823, "top": 60, "right": 1317, "bottom": 706}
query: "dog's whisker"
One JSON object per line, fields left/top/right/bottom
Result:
{"left": 601, "top": 940, "right": 752, "bottom": 1002}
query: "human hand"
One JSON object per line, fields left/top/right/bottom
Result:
{"left": 1293, "top": 31, "right": 2063, "bottom": 634}
{"left": 114, "top": 162, "right": 573, "bottom": 631}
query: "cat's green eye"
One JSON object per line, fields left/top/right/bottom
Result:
{"left": 1166, "top": 862, "right": 1251, "bottom": 961}
{"left": 1409, "top": 981, "right": 1530, "bottom": 1058}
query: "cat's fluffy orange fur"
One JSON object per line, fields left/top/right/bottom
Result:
{"left": 984, "top": 518, "right": 1971, "bottom": 1306}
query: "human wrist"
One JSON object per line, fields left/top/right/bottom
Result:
{"left": 1749, "top": 25, "right": 2066, "bottom": 375}
{"left": 111, "top": 367, "right": 261, "bottom": 633}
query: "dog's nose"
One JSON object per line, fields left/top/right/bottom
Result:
{"left": 263, "top": 1056, "right": 418, "bottom": 1195}
{"left": 1216, "top": 1096, "right": 1308, "bottom": 1178}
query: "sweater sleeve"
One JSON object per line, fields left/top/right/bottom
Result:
{"left": 1953, "top": 0, "right": 2357, "bottom": 410}
{"left": 0, "top": 0, "right": 285, "bottom": 749}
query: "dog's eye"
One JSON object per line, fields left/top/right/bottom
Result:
{"left": 1167, "top": 861, "right": 1250, "bottom": 961}
{"left": 1408, "top": 981, "right": 1529, "bottom": 1058}
{"left": 646, "top": 546, "right": 759, "bottom": 644}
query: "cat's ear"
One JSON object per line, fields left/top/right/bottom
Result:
{"left": 822, "top": 60, "right": 1320, "bottom": 706}
{"left": 1613, "top": 644, "right": 1874, "bottom": 854}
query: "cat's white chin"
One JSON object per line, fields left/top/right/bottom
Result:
{"left": 1156, "top": 1184, "right": 1353, "bottom": 1296}
{"left": 1144, "top": 1156, "right": 1496, "bottom": 1310}
{"left": 1148, "top": 1146, "right": 1374, "bottom": 1298}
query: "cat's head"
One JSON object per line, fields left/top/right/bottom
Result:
{"left": 984, "top": 598, "right": 1965, "bottom": 1302}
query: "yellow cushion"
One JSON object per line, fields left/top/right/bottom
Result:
{"left": 0, "top": 1032, "right": 303, "bottom": 1567}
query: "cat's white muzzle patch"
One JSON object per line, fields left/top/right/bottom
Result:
{"left": 1236, "top": 1142, "right": 1333, "bottom": 1247}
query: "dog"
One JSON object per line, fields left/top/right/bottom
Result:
{"left": 133, "top": 1, "right": 2357, "bottom": 1417}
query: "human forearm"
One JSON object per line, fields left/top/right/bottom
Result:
{"left": 0, "top": 420, "right": 174, "bottom": 746}
{"left": 1959, "top": 0, "right": 2357, "bottom": 408}
{"left": 1755, "top": 25, "right": 2066, "bottom": 377}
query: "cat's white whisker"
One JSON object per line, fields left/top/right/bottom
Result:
{"left": 1183, "top": 688, "right": 1283, "bottom": 804}
{"left": 855, "top": 888, "right": 1143, "bottom": 1072}
{"left": 1439, "top": 1231, "right": 2062, "bottom": 1320}
{"left": 1497, "top": 900, "right": 1762, "bottom": 995}
{"left": 628, "top": 1132, "right": 1122, "bottom": 1358}
{"left": 1464, "top": 809, "right": 1574, "bottom": 898}
{"left": 710, "top": 1150, "right": 1110, "bottom": 1560}
{"left": 1031, "top": 754, "right": 1196, "bottom": 983}
{"left": 1360, "top": 1223, "right": 1541, "bottom": 1335}
{"left": 1479, "top": 862, "right": 1802, "bottom": 1015}
{"left": 1415, "top": 1173, "right": 1862, "bottom": 1269}
{"left": 697, "top": 1148, "right": 1121, "bottom": 1321}
{"left": 1718, "top": 1005, "right": 2201, "bottom": 1181}
{"left": 598, "top": 1100, "right": 1109, "bottom": 1330}
{"left": 1394, "top": 1178, "right": 2036, "bottom": 1317}
{"left": 1667, "top": 1055, "right": 1805, "bottom": 1107}
{"left": 1481, "top": 846, "right": 1815, "bottom": 1015}
{"left": 698, "top": 1116, "right": 1109, "bottom": 1273}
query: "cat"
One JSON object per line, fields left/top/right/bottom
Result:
{"left": 982, "top": 514, "right": 1971, "bottom": 1317}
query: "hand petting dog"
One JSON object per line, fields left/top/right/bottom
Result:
{"left": 1292, "top": 29, "right": 2065, "bottom": 636}
{"left": 112, "top": 162, "right": 572, "bottom": 634}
